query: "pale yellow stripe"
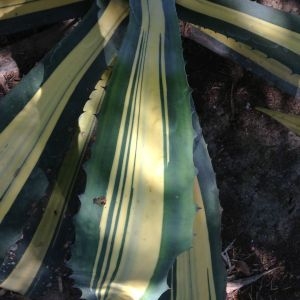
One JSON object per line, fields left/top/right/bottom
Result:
{"left": 91, "top": 0, "right": 167, "bottom": 298}
{"left": 0, "top": 0, "right": 128, "bottom": 221}
{"left": 0, "top": 0, "right": 84, "bottom": 19}
{"left": 176, "top": 0, "right": 300, "bottom": 55}
{"left": 175, "top": 177, "right": 216, "bottom": 299}
{"left": 198, "top": 26, "right": 300, "bottom": 89}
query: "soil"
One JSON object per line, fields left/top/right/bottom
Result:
{"left": 0, "top": 1, "right": 300, "bottom": 299}
{"left": 183, "top": 37, "right": 300, "bottom": 299}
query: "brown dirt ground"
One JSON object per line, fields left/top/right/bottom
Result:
{"left": 1, "top": 1, "right": 300, "bottom": 299}
{"left": 183, "top": 37, "right": 300, "bottom": 299}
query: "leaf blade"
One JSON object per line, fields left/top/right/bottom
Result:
{"left": 0, "top": 0, "right": 129, "bottom": 223}
{"left": 256, "top": 107, "right": 300, "bottom": 136}
{"left": 176, "top": 0, "right": 300, "bottom": 74}
{"left": 0, "top": 0, "right": 92, "bottom": 34}
{"left": 71, "top": 0, "right": 196, "bottom": 299}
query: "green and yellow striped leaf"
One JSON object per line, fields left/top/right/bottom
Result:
{"left": 176, "top": 0, "right": 300, "bottom": 75}
{"left": 0, "top": 0, "right": 227, "bottom": 298}
{"left": 0, "top": 1, "right": 128, "bottom": 296}
{"left": 0, "top": 60, "right": 115, "bottom": 298}
{"left": 0, "top": 0, "right": 128, "bottom": 224}
{"left": 165, "top": 104, "right": 225, "bottom": 300}
{"left": 256, "top": 107, "right": 300, "bottom": 136}
{"left": 0, "top": 0, "right": 92, "bottom": 34}
{"left": 70, "top": 0, "right": 203, "bottom": 299}
{"left": 170, "top": 178, "right": 221, "bottom": 300}
{"left": 182, "top": 24, "right": 300, "bottom": 97}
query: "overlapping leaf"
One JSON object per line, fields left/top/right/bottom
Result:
{"left": 0, "top": 0, "right": 93, "bottom": 34}
{"left": 181, "top": 24, "right": 300, "bottom": 97}
{"left": 165, "top": 103, "right": 225, "bottom": 300}
{"left": 70, "top": 0, "right": 200, "bottom": 299}
{"left": 0, "top": 1, "right": 128, "bottom": 296}
{"left": 176, "top": 0, "right": 300, "bottom": 75}
{"left": 256, "top": 107, "right": 300, "bottom": 136}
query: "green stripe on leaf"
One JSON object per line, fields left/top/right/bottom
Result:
{"left": 0, "top": 0, "right": 92, "bottom": 34}
{"left": 0, "top": 0, "right": 128, "bottom": 223}
{"left": 71, "top": 0, "right": 196, "bottom": 299}
{"left": 176, "top": 0, "right": 300, "bottom": 74}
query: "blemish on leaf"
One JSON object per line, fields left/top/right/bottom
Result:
{"left": 93, "top": 196, "right": 107, "bottom": 206}
{"left": 196, "top": 205, "right": 202, "bottom": 211}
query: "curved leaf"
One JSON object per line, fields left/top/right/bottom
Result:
{"left": 0, "top": 61, "right": 116, "bottom": 298}
{"left": 70, "top": 0, "right": 196, "bottom": 299}
{"left": 182, "top": 24, "right": 300, "bottom": 97}
{"left": 0, "top": 0, "right": 128, "bottom": 296}
{"left": 176, "top": 0, "right": 300, "bottom": 74}
{"left": 256, "top": 107, "right": 300, "bottom": 136}
{"left": 165, "top": 102, "right": 225, "bottom": 300}
{"left": 0, "top": 0, "right": 128, "bottom": 224}
{"left": 0, "top": 0, "right": 92, "bottom": 34}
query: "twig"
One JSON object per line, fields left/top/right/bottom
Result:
{"left": 226, "top": 267, "right": 281, "bottom": 294}
{"left": 222, "top": 239, "right": 236, "bottom": 270}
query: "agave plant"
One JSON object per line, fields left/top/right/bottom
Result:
{"left": 0, "top": 0, "right": 299, "bottom": 299}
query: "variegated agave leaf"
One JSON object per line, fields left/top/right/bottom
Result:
{"left": 0, "top": 0, "right": 227, "bottom": 298}
{"left": 176, "top": 0, "right": 300, "bottom": 71}
{"left": 0, "top": 0, "right": 127, "bottom": 225}
{"left": 0, "top": 63, "right": 114, "bottom": 297}
{"left": 176, "top": 0, "right": 300, "bottom": 98}
{"left": 0, "top": 0, "right": 128, "bottom": 296}
{"left": 256, "top": 107, "right": 300, "bottom": 136}
{"left": 0, "top": 0, "right": 92, "bottom": 34}
{"left": 163, "top": 102, "right": 225, "bottom": 300}
{"left": 70, "top": 0, "right": 200, "bottom": 299}
{"left": 181, "top": 24, "right": 300, "bottom": 97}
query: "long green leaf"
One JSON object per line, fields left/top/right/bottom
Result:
{"left": 0, "top": 0, "right": 228, "bottom": 298}
{"left": 182, "top": 24, "right": 300, "bottom": 97}
{"left": 0, "top": 0, "right": 128, "bottom": 296}
{"left": 1, "top": 65, "right": 113, "bottom": 296}
{"left": 0, "top": 0, "right": 93, "bottom": 34}
{"left": 164, "top": 103, "right": 225, "bottom": 300}
{"left": 70, "top": 0, "right": 197, "bottom": 299}
{"left": 169, "top": 178, "right": 221, "bottom": 300}
{"left": 176, "top": 0, "right": 300, "bottom": 74}
{"left": 0, "top": 60, "right": 115, "bottom": 298}
{"left": 0, "top": 0, "right": 128, "bottom": 224}
{"left": 256, "top": 107, "right": 300, "bottom": 136}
